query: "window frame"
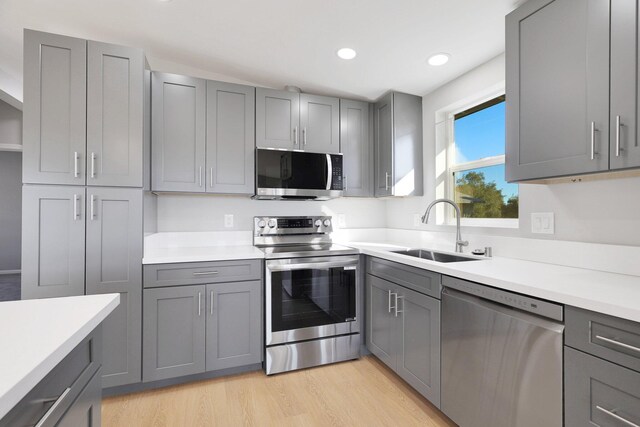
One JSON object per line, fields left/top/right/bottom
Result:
{"left": 445, "top": 93, "right": 518, "bottom": 228}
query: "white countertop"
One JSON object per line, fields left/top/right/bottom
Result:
{"left": 349, "top": 242, "right": 640, "bottom": 323}
{"left": 0, "top": 294, "right": 120, "bottom": 419}
{"left": 143, "top": 245, "right": 264, "bottom": 264}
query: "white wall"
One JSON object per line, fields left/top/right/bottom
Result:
{"left": 0, "top": 151, "right": 22, "bottom": 271}
{"left": 0, "top": 99, "right": 21, "bottom": 146}
{"left": 385, "top": 53, "right": 640, "bottom": 247}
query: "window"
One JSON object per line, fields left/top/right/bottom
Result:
{"left": 448, "top": 95, "right": 518, "bottom": 225}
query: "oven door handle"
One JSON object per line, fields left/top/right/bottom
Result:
{"left": 268, "top": 261, "right": 358, "bottom": 272}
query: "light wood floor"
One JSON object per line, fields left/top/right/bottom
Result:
{"left": 102, "top": 355, "right": 456, "bottom": 427}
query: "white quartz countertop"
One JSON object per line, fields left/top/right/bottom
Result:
{"left": 143, "top": 245, "right": 264, "bottom": 264}
{"left": 348, "top": 242, "right": 640, "bottom": 323}
{"left": 0, "top": 294, "right": 120, "bottom": 419}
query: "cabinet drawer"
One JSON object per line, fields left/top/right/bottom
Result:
{"left": 566, "top": 306, "right": 640, "bottom": 372}
{"left": 565, "top": 347, "right": 640, "bottom": 427}
{"left": 144, "top": 259, "right": 262, "bottom": 288}
{"left": 0, "top": 330, "right": 101, "bottom": 427}
{"left": 366, "top": 257, "right": 441, "bottom": 299}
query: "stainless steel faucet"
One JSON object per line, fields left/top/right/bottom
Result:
{"left": 421, "top": 198, "right": 469, "bottom": 253}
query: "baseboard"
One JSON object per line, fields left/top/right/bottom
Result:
{"left": 0, "top": 270, "right": 20, "bottom": 275}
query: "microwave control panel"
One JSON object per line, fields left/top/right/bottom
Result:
{"left": 330, "top": 154, "right": 343, "bottom": 191}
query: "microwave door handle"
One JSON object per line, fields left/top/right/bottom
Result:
{"left": 326, "top": 154, "right": 332, "bottom": 190}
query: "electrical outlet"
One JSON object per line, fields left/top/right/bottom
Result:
{"left": 337, "top": 214, "right": 346, "bottom": 228}
{"left": 531, "top": 212, "right": 554, "bottom": 234}
{"left": 413, "top": 213, "right": 423, "bottom": 227}
{"left": 224, "top": 214, "right": 234, "bottom": 228}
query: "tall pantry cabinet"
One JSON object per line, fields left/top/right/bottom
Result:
{"left": 21, "top": 29, "right": 149, "bottom": 388}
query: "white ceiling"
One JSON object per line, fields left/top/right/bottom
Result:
{"left": 0, "top": 0, "right": 519, "bottom": 101}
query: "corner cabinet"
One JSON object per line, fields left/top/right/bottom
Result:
{"left": 506, "top": 0, "right": 640, "bottom": 181}
{"left": 374, "top": 92, "right": 423, "bottom": 197}
{"left": 340, "top": 99, "right": 373, "bottom": 197}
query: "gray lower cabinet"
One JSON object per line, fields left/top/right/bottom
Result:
{"left": 565, "top": 347, "right": 640, "bottom": 427}
{"left": 151, "top": 72, "right": 206, "bottom": 192}
{"left": 56, "top": 369, "right": 102, "bottom": 427}
{"left": 86, "top": 187, "right": 142, "bottom": 387}
{"left": 340, "top": 99, "right": 372, "bottom": 197}
{"left": 299, "top": 94, "right": 340, "bottom": 153}
{"left": 143, "top": 285, "right": 206, "bottom": 382}
{"left": 374, "top": 92, "right": 423, "bottom": 197}
{"left": 506, "top": 0, "right": 610, "bottom": 181}
{"left": 206, "top": 81, "right": 255, "bottom": 194}
{"left": 255, "top": 88, "right": 300, "bottom": 150}
{"left": 21, "top": 185, "right": 86, "bottom": 299}
{"left": 366, "top": 272, "right": 441, "bottom": 406}
{"left": 23, "top": 30, "right": 87, "bottom": 186}
{"left": 205, "top": 280, "right": 262, "bottom": 371}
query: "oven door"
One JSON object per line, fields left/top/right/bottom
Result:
{"left": 266, "top": 255, "right": 359, "bottom": 346}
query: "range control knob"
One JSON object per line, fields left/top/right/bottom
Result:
{"left": 268, "top": 219, "right": 277, "bottom": 228}
{"left": 314, "top": 219, "right": 322, "bottom": 227}
{"left": 323, "top": 219, "right": 331, "bottom": 227}
{"left": 257, "top": 220, "right": 266, "bottom": 229}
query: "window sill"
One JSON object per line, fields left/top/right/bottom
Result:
{"left": 450, "top": 218, "right": 519, "bottom": 229}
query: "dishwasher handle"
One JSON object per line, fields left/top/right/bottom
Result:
{"left": 442, "top": 287, "right": 565, "bottom": 333}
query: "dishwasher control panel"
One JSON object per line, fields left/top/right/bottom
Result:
{"left": 442, "top": 275, "right": 564, "bottom": 322}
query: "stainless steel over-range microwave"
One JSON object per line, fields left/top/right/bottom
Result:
{"left": 254, "top": 148, "right": 344, "bottom": 200}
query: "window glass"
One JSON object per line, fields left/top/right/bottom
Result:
{"left": 454, "top": 99, "right": 505, "bottom": 163}
{"left": 453, "top": 164, "right": 518, "bottom": 219}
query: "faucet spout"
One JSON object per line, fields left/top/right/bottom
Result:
{"left": 421, "top": 198, "right": 469, "bottom": 253}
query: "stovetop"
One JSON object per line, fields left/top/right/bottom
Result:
{"left": 256, "top": 243, "right": 359, "bottom": 259}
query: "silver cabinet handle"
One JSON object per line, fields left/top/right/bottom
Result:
{"left": 35, "top": 387, "right": 72, "bottom": 427}
{"left": 388, "top": 290, "right": 398, "bottom": 314}
{"left": 199, "top": 166, "right": 203, "bottom": 187}
{"left": 596, "top": 406, "right": 639, "bottom": 427}
{"left": 385, "top": 172, "right": 390, "bottom": 191}
{"left": 73, "top": 194, "right": 80, "bottom": 220}
{"left": 193, "top": 271, "right": 219, "bottom": 276}
{"left": 388, "top": 290, "right": 392, "bottom": 313}
{"left": 198, "top": 292, "right": 202, "bottom": 316}
{"left": 595, "top": 335, "right": 640, "bottom": 354}
{"left": 90, "top": 152, "right": 96, "bottom": 178}
{"left": 73, "top": 152, "right": 79, "bottom": 178}
{"left": 210, "top": 290, "right": 214, "bottom": 315}
{"left": 590, "top": 121, "right": 598, "bottom": 160}
{"left": 90, "top": 194, "right": 96, "bottom": 220}
{"left": 395, "top": 295, "right": 404, "bottom": 317}
{"left": 616, "top": 115, "right": 623, "bottom": 157}
{"left": 293, "top": 126, "right": 298, "bottom": 146}
{"left": 343, "top": 176, "right": 347, "bottom": 191}
{"left": 210, "top": 168, "right": 214, "bottom": 188}
{"left": 303, "top": 127, "right": 307, "bottom": 146}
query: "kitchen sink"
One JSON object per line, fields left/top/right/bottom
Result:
{"left": 390, "top": 249, "right": 482, "bottom": 263}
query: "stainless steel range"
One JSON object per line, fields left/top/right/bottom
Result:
{"left": 254, "top": 216, "right": 361, "bottom": 375}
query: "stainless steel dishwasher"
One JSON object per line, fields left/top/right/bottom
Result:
{"left": 441, "top": 276, "right": 564, "bottom": 427}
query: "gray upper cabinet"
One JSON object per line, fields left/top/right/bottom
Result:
{"left": 256, "top": 88, "right": 300, "bottom": 150}
{"left": 21, "top": 185, "right": 86, "bottom": 299}
{"left": 340, "top": 99, "right": 372, "bottom": 196}
{"left": 610, "top": 0, "right": 640, "bottom": 170}
{"left": 143, "top": 285, "right": 206, "bottom": 382}
{"left": 87, "top": 42, "right": 146, "bottom": 187}
{"left": 299, "top": 94, "right": 340, "bottom": 153}
{"left": 206, "top": 280, "right": 262, "bottom": 371}
{"left": 206, "top": 81, "right": 255, "bottom": 194}
{"left": 23, "top": 30, "right": 87, "bottom": 186}
{"left": 85, "top": 187, "right": 142, "bottom": 387}
{"left": 152, "top": 72, "right": 206, "bottom": 192}
{"left": 374, "top": 92, "right": 423, "bottom": 197}
{"left": 506, "top": 0, "right": 610, "bottom": 181}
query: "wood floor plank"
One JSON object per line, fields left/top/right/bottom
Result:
{"left": 102, "top": 355, "right": 456, "bottom": 427}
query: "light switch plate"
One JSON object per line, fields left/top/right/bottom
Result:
{"left": 337, "top": 214, "right": 346, "bottom": 228}
{"left": 531, "top": 212, "right": 554, "bottom": 234}
{"left": 224, "top": 214, "right": 234, "bottom": 228}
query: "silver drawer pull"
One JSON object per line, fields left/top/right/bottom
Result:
{"left": 35, "top": 387, "right": 72, "bottom": 427}
{"left": 596, "top": 406, "right": 639, "bottom": 427}
{"left": 595, "top": 335, "right": 640, "bottom": 354}
{"left": 395, "top": 295, "right": 404, "bottom": 317}
{"left": 193, "top": 271, "right": 219, "bottom": 276}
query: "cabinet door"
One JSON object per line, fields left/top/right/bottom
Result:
{"left": 366, "top": 275, "right": 396, "bottom": 370}
{"left": 151, "top": 72, "right": 206, "bottom": 192}
{"left": 56, "top": 370, "right": 102, "bottom": 427}
{"left": 300, "top": 94, "right": 340, "bottom": 153}
{"left": 143, "top": 285, "right": 206, "bottom": 381}
{"left": 610, "top": 0, "right": 640, "bottom": 170}
{"left": 23, "top": 30, "right": 86, "bottom": 185}
{"left": 565, "top": 347, "right": 640, "bottom": 427}
{"left": 340, "top": 99, "right": 372, "bottom": 196}
{"left": 87, "top": 41, "right": 145, "bottom": 187}
{"left": 396, "top": 287, "right": 441, "bottom": 407}
{"left": 506, "top": 0, "right": 610, "bottom": 181}
{"left": 206, "top": 81, "right": 255, "bottom": 194}
{"left": 206, "top": 281, "right": 262, "bottom": 371}
{"left": 86, "top": 187, "right": 142, "bottom": 387}
{"left": 374, "top": 93, "right": 393, "bottom": 196}
{"left": 21, "top": 185, "right": 85, "bottom": 299}
{"left": 256, "top": 88, "right": 299, "bottom": 149}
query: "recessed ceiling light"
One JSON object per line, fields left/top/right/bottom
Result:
{"left": 337, "top": 48, "right": 357, "bottom": 60}
{"left": 427, "top": 53, "right": 450, "bottom": 66}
